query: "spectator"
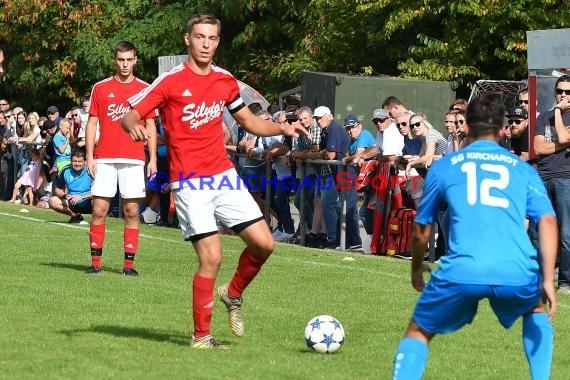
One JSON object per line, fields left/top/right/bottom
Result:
{"left": 48, "top": 147, "right": 92, "bottom": 224}
{"left": 293, "top": 106, "right": 326, "bottom": 248}
{"left": 382, "top": 96, "right": 411, "bottom": 120}
{"left": 0, "top": 98, "right": 9, "bottom": 113}
{"left": 46, "top": 105, "right": 63, "bottom": 127}
{"left": 444, "top": 110, "right": 460, "bottom": 154}
{"left": 534, "top": 75, "right": 570, "bottom": 294}
{"left": 40, "top": 119, "right": 58, "bottom": 171}
{"left": 395, "top": 111, "right": 422, "bottom": 157}
{"left": 313, "top": 106, "right": 351, "bottom": 249}
{"left": 8, "top": 148, "right": 42, "bottom": 204}
{"left": 448, "top": 98, "right": 468, "bottom": 112}
{"left": 67, "top": 106, "right": 82, "bottom": 140}
{"left": 341, "top": 114, "right": 376, "bottom": 251}
{"left": 266, "top": 110, "right": 295, "bottom": 241}
{"left": 405, "top": 113, "right": 447, "bottom": 175}
{"left": 76, "top": 93, "right": 91, "bottom": 146}
{"left": 53, "top": 118, "right": 72, "bottom": 172}
{"left": 506, "top": 107, "right": 529, "bottom": 161}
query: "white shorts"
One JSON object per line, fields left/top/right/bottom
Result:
{"left": 173, "top": 168, "right": 263, "bottom": 239}
{"left": 91, "top": 162, "right": 146, "bottom": 199}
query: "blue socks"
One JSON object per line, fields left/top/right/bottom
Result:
{"left": 392, "top": 337, "right": 428, "bottom": 380}
{"left": 523, "top": 312, "right": 553, "bottom": 380}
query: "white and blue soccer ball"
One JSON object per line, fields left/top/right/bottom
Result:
{"left": 304, "top": 315, "right": 345, "bottom": 353}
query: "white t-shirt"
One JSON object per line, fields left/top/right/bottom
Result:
{"left": 376, "top": 123, "right": 404, "bottom": 156}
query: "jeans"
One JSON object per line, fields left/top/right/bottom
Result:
{"left": 320, "top": 173, "right": 362, "bottom": 247}
{"left": 359, "top": 191, "right": 374, "bottom": 235}
{"left": 544, "top": 177, "right": 570, "bottom": 287}
{"left": 294, "top": 175, "right": 315, "bottom": 232}
{"left": 275, "top": 177, "right": 295, "bottom": 234}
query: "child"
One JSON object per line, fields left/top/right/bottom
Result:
{"left": 8, "top": 148, "right": 42, "bottom": 204}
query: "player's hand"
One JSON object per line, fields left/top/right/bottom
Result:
{"left": 128, "top": 124, "right": 150, "bottom": 142}
{"left": 281, "top": 121, "right": 312, "bottom": 140}
{"left": 411, "top": 262, "right": 431, "bottom": 292}
{"left": 542, "top": 280, "right": 557, "bottom": 322}
{"left": 86, "top": 157, "right": 97, "bottom": 179}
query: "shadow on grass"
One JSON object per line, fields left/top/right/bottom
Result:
{"left": 40, "top": 262, "right": 123, "bottom": 275}
{"left": 58, "top": 325, "right": 189, "bottom": 346}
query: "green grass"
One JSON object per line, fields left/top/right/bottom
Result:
{"left": 1, "top": 201, "right": 569, "bottom": 379}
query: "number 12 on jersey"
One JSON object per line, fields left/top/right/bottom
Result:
{"left": 461, "top": 162, "right": 510, "bottom": 208}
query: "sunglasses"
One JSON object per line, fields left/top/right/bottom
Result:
{"left": 519, "top": 99, "right": 529, "bottom": 105}
{"left": 452, "top": 107, "right": 462, "bottom": 111}
{"left": 372, "top": 118, "right": 389, "bottom": 124}
{"left": 455, "top": 119, "right": 465, "bottom": 126}
{"left": 555, "top": 88, "right": 570, "bottom": 96}
{"left": 72, "top": 114, "right": 79, "bottom": 117}
{"left": 411, "top": 121, "right": 422, "bottom": 129}
{"left": 0, "top": 103, "right": 8, "bottom": 106}
{"left": 508, "top": 119, "right": 524, "bottom": 125}
{"left": 396, "top": 122, "right": 408, "bottom": 128}
{"left": 48, "top": 112, "right": 56, "bottom": 116}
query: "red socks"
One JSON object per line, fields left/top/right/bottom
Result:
{"left": 89, "top": 224, "right": 106, "bottom": 268}
{"left": 193, "top": 274, "right": 215, "bottom": 338}
{"left": 123, "top": 227, "right": 139, "bottom": 269}
{"left": 228, "top": 248, "right": 268, "bottom": 298}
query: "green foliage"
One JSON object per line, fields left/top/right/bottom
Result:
{"left": 0, "top": 0, "right": 569, "bottom": 110}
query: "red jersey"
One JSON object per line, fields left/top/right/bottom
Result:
{"left": 128, "top": 62, "right": 245, "bottom": 182}
{"left": 89, "top": 76, "right": 152, "bottom": 163}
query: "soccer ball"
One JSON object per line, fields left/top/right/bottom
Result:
{"left": 304, "top": 315, "right": 345, "bottom": 353}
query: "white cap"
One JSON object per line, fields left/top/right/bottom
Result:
{"left": 313, "top": 106, "right": 332, "bottom": 118}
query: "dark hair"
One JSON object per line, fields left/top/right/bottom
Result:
{"left": 466, "top": 94, "right": 505, "bottom": 137}
{"left": 248, "top": 102, "right": 263, "bottom": 114}
{"left": 114, "top": 40, "right": 137, "bottom": 59}
{"left": 555, "top": 75, "right": 570, "bottom": 90}
{"left": 71, "top": 146, "right": 87, "bottom": 160}
{"left": 187, "top": 14, "right": 221, "bottom": 35}
{"left": 381, "top": 96, "right": 402, "bottom": 109}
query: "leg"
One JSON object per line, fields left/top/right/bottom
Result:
{"left": 218, "top": 219, "right": 274, "bottom": 337}
{"left": 122, "top": 198, "right": 142, "bottom": 274}
{"left": 191, "top": 233, "right": 223, "bottom": 338}
{"left": 320, "top": 176, "right": 340, "bottom": 246}
{"left": 48, "top": 196, "right": 76, "bottom": 217}
{"left": 393, "top": 320, "right": 433, "bottom": 380}
{"left": 522, "top": 310, "right": 553, "bottom": 380}
{"left": 87, "top": 197, "right": 111, "bottom": 272}
{"left": 8, "top": 180, "right": 21, "bottom": 202}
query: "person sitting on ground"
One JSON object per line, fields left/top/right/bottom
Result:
{"left": 48, "top": 147, "right": 93, "bottom": 224}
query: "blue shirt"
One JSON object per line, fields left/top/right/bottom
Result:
{"left": 53, "top": 133, "right": 71, "bottom": 163}
{"left": 417, "top": 140, "right": 555, "bottom": 286}
{"left": 349, "top": 129, "right": 375, "bottom": 155}
{"left": 56, "top": 165, "right": 93, "bottom": 207}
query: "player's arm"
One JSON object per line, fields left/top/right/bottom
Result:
{"left": 554, "top": 101, "right": 570, "bottom": 143}
{"left": 410, "top": 222, "right": 432, "bottom": 292}
{"left": 538, "top": 214, "right": 559, "bottom": 321}
{"left": 85, "top": 115, "right": 99, "bottom": 177}
{"left": 144, "top": 116, "right": 158, "bottom": 176}
{"left": 233, "top": 106, "right": 309, "bottom": 139}
{"left": 121, "top": 109, "right": 149, "bottom": 142}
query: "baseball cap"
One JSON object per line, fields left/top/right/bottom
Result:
{"left": 47, "top": 106, "right": 58, "bottom": 114}
{"left": 343, "top": 115, "right": 359, "bottom": 128}
{"left": 313, "top": 106, "right": 331, "bottom": 118}
{"left": 372, "top": 108, "right": 390, "bottom": 120}
{"left": 505, "top": 107, "right": 528, "bottom": 119}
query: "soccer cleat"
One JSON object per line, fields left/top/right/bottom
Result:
{"left": 122, "top": 268, "right": 139, "bottom": 276}
{"left": 218, "top": 284, "right": 244, "bottom": 337}
{"left": 191, "top": 335, "right": 228, "bottom": 349}
{"left": 84, "top": 266, "right": 101, "bottom": 274}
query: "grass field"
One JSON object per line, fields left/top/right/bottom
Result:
{"left": 1, "top": 201, "right": 569, "bottom": 379}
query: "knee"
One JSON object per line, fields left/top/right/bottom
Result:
{"left": 48, "top": 196, "right": 58, "bottom": 208}
{"left": 251, "top": 238, "right": 275, "bottom": 258}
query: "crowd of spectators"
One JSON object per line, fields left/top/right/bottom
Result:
{"left": 0, "top": 82, "right": 545, "bottom": 255}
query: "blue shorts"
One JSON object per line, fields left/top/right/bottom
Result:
{"left": 413, "top": 274, "right": 542, "bottom": 334}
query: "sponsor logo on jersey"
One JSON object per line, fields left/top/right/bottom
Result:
{"left": 182, "top": 100, "right": 225, "bottom": 129}
{"left": 108, "top": 93, "right": 115, "bottom": 98}
{"left": 107, "top": 103, "right": 131, "bottom": 122}
{"left": 182, "top": 89, "right": 193, "bottom": 97}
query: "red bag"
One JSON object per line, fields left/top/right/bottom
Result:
{"left": 381, "top": 208, "right": 416, "bottom": 256}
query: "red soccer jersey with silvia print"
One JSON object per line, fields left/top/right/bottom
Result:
{"left": 89, "top": 76, "right": 152, "bottom": 163}
{"left": 128, "top": 62, "right": 245, "bottom": 181}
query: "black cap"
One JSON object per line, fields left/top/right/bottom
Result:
{"left": 505, "top": 107, "right": 528, "bottom": 119}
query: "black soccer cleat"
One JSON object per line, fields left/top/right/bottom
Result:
{"left": 84, "top": 266, "right": 101, "bottom": 274}
{"left": 122, "top": 268, "right": 139, "bottom": 276}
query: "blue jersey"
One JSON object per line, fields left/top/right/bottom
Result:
{"left": 417, "top": 140, "right": 555, "bottom": 286}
